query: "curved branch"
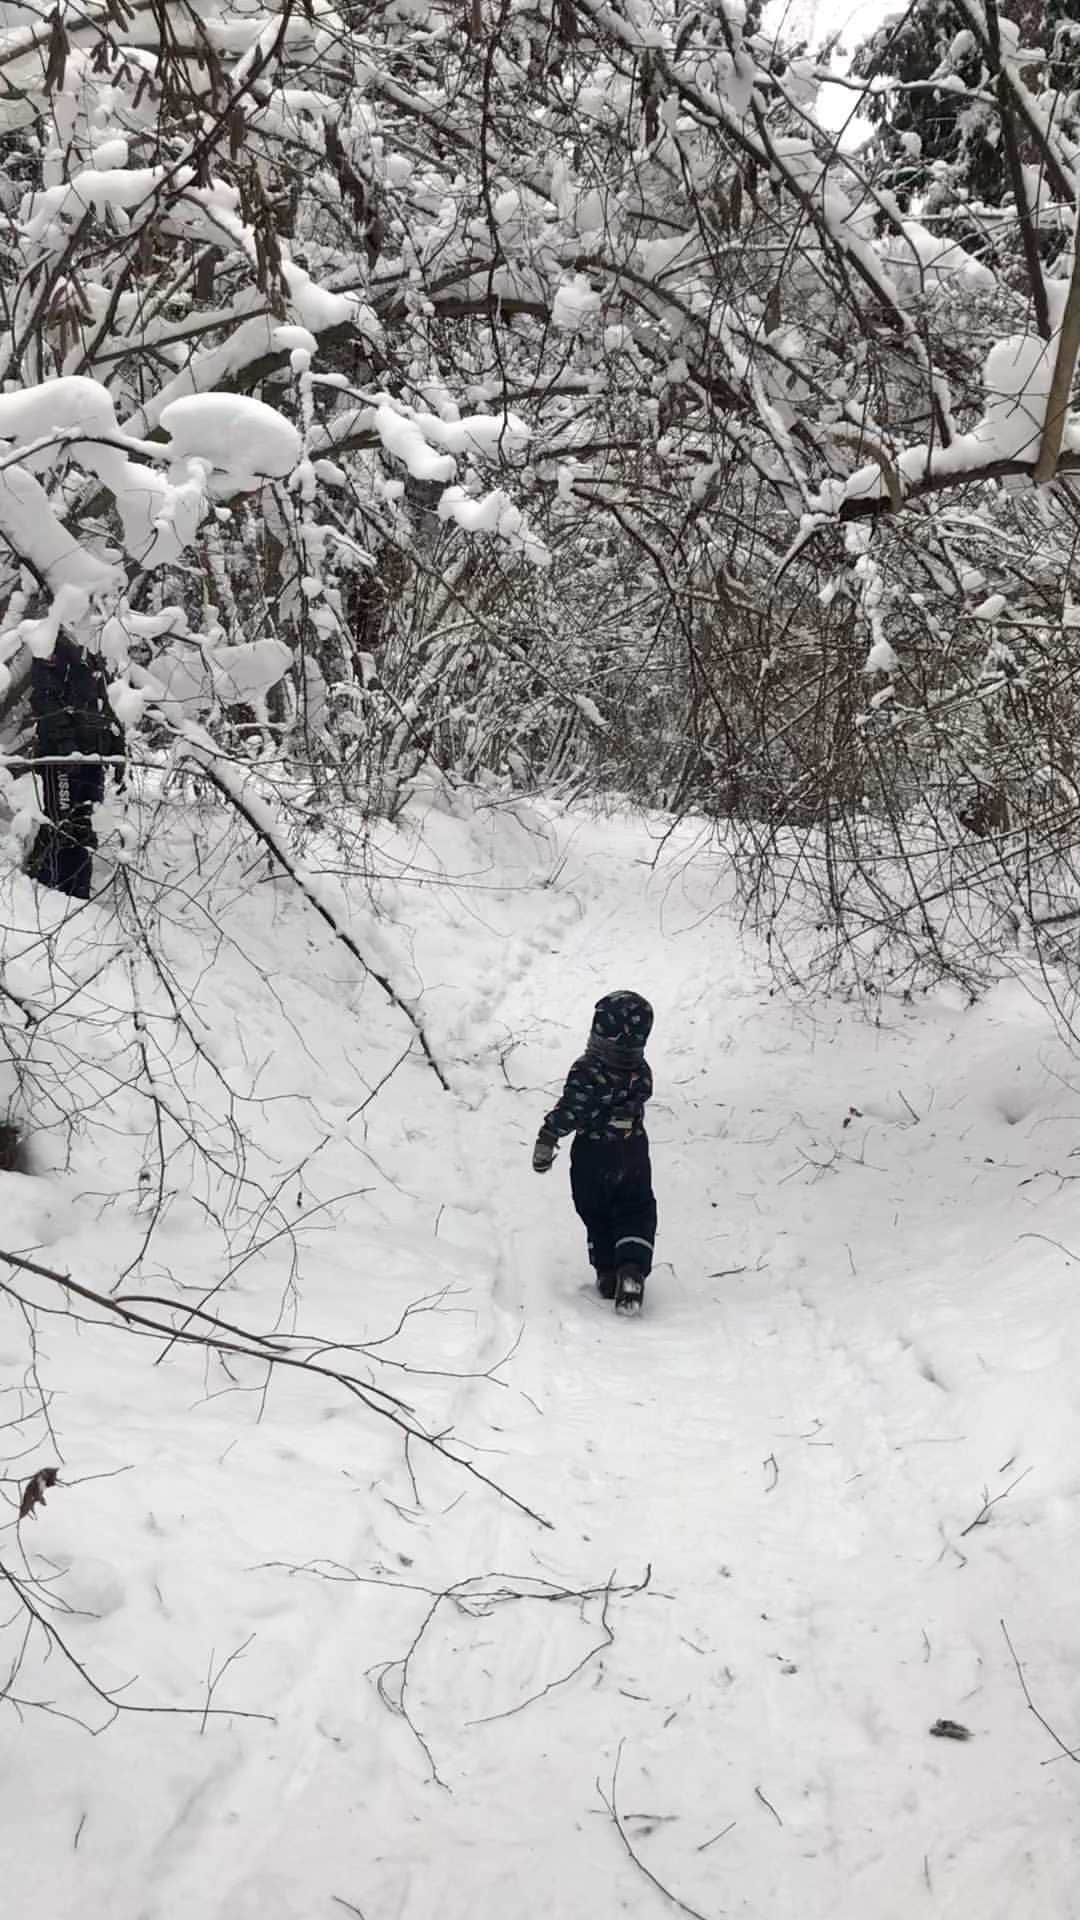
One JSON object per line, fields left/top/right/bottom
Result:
{"left": 0, "top": 1248, "right": 552, "bottom": 1528}
{"left": 173, "top": 732, "right": 452, "bottom": 1092}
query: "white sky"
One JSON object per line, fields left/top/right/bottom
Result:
{"left": 764, "top": 0, "right": 893, "bottom": 50}
{"left": 763, "top": 0, "right": 895, "bottom": 134}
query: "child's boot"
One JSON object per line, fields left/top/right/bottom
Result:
{"left": 614, "top": 1264, "right": 645, "bottom": 1313}
{"left": 596, "top": 1267, "right": 617, "bottom": 1299}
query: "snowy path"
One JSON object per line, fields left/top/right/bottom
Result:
{"left": 432, "top": 835, "right": 995, "bottom": 1918}
{"left": 335, "top": 813, "right": 1080, "bottom": 1919}
{"left": 6, "top": 800, "right": 1080, "bottom": 1919}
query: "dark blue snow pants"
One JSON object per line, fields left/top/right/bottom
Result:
{"left": 570, "top": 1132, "right": 656, "bottom": 1276}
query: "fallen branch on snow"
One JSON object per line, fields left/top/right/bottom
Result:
{"left": 0, "top": 1556, "right": 275, "bottom": 1734}
{"left": 284, "top": 1564, "right": 652, "bottom": 1784}
{"left": 959, "top": 1466, "right": 1033, "bottom": 1538}
{"left": 0, "top": 1247, "right": 551, "bottom": 1530}
{"left": 1001, "top": 1617, "right": 1080, "bottom": 1766}
{"left": 598, "top": 1741, "right": 719, "bottom": 1920}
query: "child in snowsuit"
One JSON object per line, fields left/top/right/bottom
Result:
{"left": 532, "top": 990, "right": 657, "bottom": 1311}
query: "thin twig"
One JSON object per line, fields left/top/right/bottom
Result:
{"left": 959, "top": 1468, "right": 1033, "bottom": 1537}
{"left": 0, "top": 1558, "right": 273, "bottom": 1731}
{"left": 597, "top": 1741, "right": 718, "bottom": 1920}
{"left": 754, "top": 1785, "right": 783, "bottom": 1826}
{"left": 467, "top": 1567, "right": 652, "bottom": 1725}
{"left": 200, "top": 1633, "right": 256, "bottom": 1735}
{"left": 696, "top": 1821, "right": 736, "bottom": 1852}
{"left": 1000, "top": 1618, "right": 1080, "bottom": 1764}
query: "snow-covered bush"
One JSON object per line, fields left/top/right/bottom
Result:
{"left": 0, "top": 0, "right": 1077, "bottom": 1038}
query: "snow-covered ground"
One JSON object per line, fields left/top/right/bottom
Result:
{"left": 3, "top": 788, "right": 1080, "bottom": 1919}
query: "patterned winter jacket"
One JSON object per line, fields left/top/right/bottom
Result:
{"left": 542, "top": 1052, "right": 653, "bottom": 1143}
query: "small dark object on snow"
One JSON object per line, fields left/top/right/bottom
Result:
{"left": 929, "top": 1718, "right": 972, "bottom": 1741}
{"left": 19, "top": 1465, "right": 60, "bottom": 1520}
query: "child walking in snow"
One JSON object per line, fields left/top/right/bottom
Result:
{"left": 532, "top": 990, "right": 657, "bottom": 1312}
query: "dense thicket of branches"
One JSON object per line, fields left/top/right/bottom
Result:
{"left": 0, "top": 0, "right": 1078, "bottom": 981}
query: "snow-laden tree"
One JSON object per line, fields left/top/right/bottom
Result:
{"left": 0, "top": 0, "right": 1079, "bottom": 992}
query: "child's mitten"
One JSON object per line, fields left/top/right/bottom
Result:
{"left": 532, "top": 1131, "right": 557, "bottom": 1173}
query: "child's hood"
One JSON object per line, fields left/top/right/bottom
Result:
{"left": 590, "top": 990, "right": 653, "bottom": 1047}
